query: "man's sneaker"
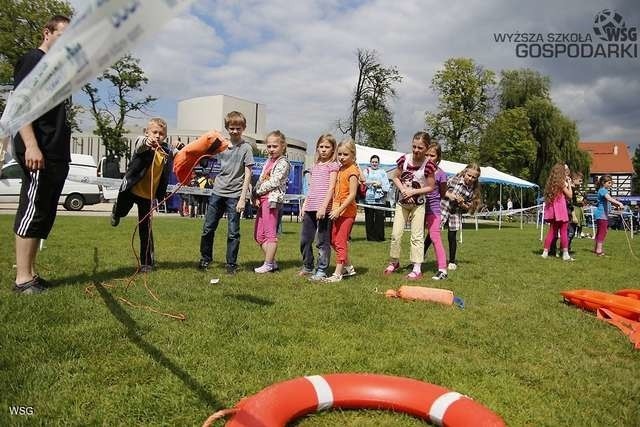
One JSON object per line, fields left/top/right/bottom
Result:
{"left": 198, "top": 259, "right": 210, "bottom": 270}
{"left": 432, "top": 270, "right": 448, "bottom": 280}
{"left": 12, "top": 277, "right": 47, "bottom": 295}
{"left": 254, "top": 263, "right": 276, "bottom": 274}
{"left": 342, "top": 265, "right": 356, "bottom": 277}
{"left": 447, "top": 263, "right": 457, "bottom": 271}
{"left": 383, "top": 261, "right": 400, "bottom": 275}
{"left": 110, "top": 204, "right": 120, "bottom": 227}
{"left": 309, "top": 271, "right": 327, "bottom": 281}
{"left": 226, "top": 264, "right": 239, "bottom": 275}
{"left": 323, "top": 274, "right": 343, "bottom": 283}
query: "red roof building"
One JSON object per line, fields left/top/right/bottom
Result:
{"left": 579, "top": 141, "right": 634, "bottom": 196}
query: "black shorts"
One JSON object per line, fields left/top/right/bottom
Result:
{"left": 14, "top": 158, "right": 69, "bottom": 239}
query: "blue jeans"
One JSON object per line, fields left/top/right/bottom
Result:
{"left": 200, "top": 194, "right": 240, "bottom": 266}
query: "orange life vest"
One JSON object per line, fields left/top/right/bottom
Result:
{"left": 173, "top": 131, "right": 229, "bottom": 184}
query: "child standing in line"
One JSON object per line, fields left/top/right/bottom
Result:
{"left": 568, "top": 171, "right": 585, "bottom": 249}
{"left": 252, "top": 130, "right": 291, "bottom": 273}
{"left": 569, "top": 171, "right": 585, "bottom": 242}
{"left": 593, "top": 174, "right": 624, "bottom": 256}
{"left": 199, "top": 111, "right": 254, "bottom": 274}
{"left": 422, "top": 142, "right": 449, "bottom": 280}
{"left": 324, "top": 139, "right": 359, "bottom": 283}
{"left": 111, "top": 118, "right": 173, "bottom": 272}
{"left": 299, "top": 134, "right": 339, "bottom": 281}
{"left": 541, "top": 163, "right": 574, "bottom": 261}
{"left": 384, "top": 131, "right": 436, "bottom": 280}
{"left": 439, "top": 163, "right": 481, "bottom": 271}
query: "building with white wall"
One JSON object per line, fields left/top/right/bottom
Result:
{"left": 176, "top": 95, "right": 307, "bottom": 163}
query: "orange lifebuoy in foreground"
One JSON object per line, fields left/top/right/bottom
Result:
{"left": 204, "top": 373, "right": 504, "bottom": 427}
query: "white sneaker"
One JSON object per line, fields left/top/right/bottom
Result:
{"left": 562, "top": 254, "right": 575, "bottom": 262}
{"left": 432, "top": 270, "right": 448, "bottom": 280}
{"left": 323, "top": 274, "right": 343, "bottom": 283}
{"left": 541, "top": 252, "right": 548, "bottom": 259}
{"left": 447, "top": 263, "right": 457, "bottom": 271}
{"left": 254, "top": 263, "right": 276, "bottom": 273}
{"left": 342, "top": 265, "right": 356, "bottom": 277}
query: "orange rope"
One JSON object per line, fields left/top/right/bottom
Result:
{"left": 84, "top": 143, "right": 211, "bottom": 322}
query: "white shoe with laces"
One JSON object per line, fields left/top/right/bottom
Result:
{"left": 254, "top": 263, "right": 276, "bottom": 273}
{"left": 432, "top": 270, "right": 448, "bottom": 280}
{"left": 342, "top": 265, "right": 356, "bottom": 277}
{"left": 323, "top": 274, "right": 343, "bottom": 283}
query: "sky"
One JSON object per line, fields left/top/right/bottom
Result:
{"left": 72, "top": 0, "right": 640, "bottom": 154}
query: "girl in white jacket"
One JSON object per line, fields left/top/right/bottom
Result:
{"left": 252, "top": 130, "right": 291, "bottom": 273}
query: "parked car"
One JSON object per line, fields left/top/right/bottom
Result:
{"left": 0, "top": 154, "right": 102, "bottom": 211}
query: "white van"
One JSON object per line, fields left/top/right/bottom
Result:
{"left": 0, "top": 154, "right": 102, "bottom": 211}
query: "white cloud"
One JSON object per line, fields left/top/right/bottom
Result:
{"left": 72, "top": 0, "right": 640, "bottom": 153}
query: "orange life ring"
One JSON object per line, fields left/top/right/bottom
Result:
{"left": 205, "top": 373, "right": 504, "bottom": 426}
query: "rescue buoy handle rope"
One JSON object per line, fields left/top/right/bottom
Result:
{"left": 202, "top": 408, "right": 238, "bottom": 427}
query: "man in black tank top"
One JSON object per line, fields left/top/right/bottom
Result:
{"left": 11, "top": 15, "right": 71, "bottom": 295}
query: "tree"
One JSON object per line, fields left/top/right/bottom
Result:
{"left": 483, "top": 68, "right": 591, "bottom": 186}
{"left": 358, "top": 107, "right": 396, "bottom": 149}
{"left": 0, "top": 0, "right": 74, "bottom": 112}
{"left": 338, "top": 49, "right": 401, "bottom": 149}
{"left": 426, "top": 58, "right": 496, "bottom": 163}
{"left": 82, "top": 54, "right": 156, "bottom": 160}
{"left": 499, "top": 68, "right": 550, "bottom": 109}
{"left": 479, "top": 107, "right": 537, "bottom": 180}
{"left": 525, "top": 97, "right": 590, "bottom": 186}
{"left": 632, "top": 145, "right": 640, "bottom": 195}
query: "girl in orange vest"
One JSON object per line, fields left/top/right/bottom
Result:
{"left": 324, "top": 139, "right": 360, "bottom": 283}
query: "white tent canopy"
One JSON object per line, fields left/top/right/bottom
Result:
{"left": 356, "top": 144, "right": 537, "bottom": 188}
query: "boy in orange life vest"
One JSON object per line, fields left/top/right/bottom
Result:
{"left": 110, "top": 118, "right": 173, "bottom": 272}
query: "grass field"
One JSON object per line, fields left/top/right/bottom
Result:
{"left": 1, "top": 214, "right": 639, "bottom": 426}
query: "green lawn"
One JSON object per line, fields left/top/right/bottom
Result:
{"left": 0, "top": 214, "right": 639, "bottom": 426}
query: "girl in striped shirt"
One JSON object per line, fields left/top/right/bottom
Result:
{"left": 299, "top": 134, "right": 339, "bottom": 281}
